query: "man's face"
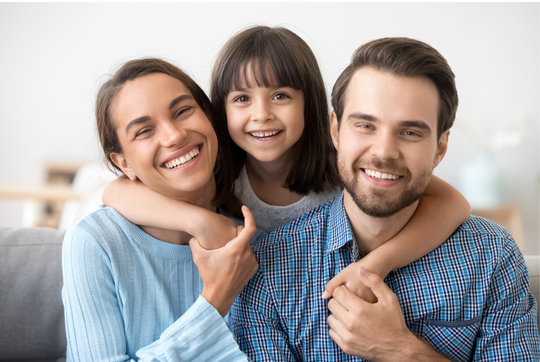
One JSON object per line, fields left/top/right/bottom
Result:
{"left": 331, "top": 67, "right": 449, "bottom": 218}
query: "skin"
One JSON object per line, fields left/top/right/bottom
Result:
{"left": 225, "top": 65, "right": 305, "bottom": 206}
{"left": 108, "top": 72, "right": 258, "bottom": 316}
{"left": 327, "top": 66, "right": 451, "bottom": 361}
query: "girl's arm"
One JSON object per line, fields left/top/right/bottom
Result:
{"left": 102, "top": 178, "right": 238, "bottom": 250}
{"left": 323, "top": 175, "right": 471, "bottom": 302}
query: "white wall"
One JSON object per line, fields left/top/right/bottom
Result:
{"left": 0, "top": 3, "right": 538, "bottom": 254}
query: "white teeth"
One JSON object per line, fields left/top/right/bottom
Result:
{"left": 165, "top": 147, "right": 200, "bottom": 169}
{"left": 250, "top": 130, "right": 280, "bottom": 139}
{"left": 365, "top": 169, "right": 399, "bottom": 180}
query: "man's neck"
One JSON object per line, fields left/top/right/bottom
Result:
{"left": 342, "top": 191, "right": 419, "bottom": 257}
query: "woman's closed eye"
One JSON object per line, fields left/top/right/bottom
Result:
{"left": 135, "top": 127, "right": 153, "bottom": 139}
{"left": 175, "top": 106, "right": 194, "bottom": 119}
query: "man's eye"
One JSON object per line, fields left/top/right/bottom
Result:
{"left": 403, "top": 131, "right": 419, "bottom": 137}
{"left": 357, "top": 124, "right": 373, "bottom": 129}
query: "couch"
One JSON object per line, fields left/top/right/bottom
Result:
{"left": 0, "top": 227, "right": 539, "bottom": 361}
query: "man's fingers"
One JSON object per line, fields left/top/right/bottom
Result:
{"left": 322, "top": 273, "right": 346, "bottom": 299}
{"left": 357, "top": 267, "right": 393, "bottom": 306}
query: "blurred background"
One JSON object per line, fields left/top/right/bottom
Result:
{"left": 0, "top": 2, "right": 538, "bottom": 254}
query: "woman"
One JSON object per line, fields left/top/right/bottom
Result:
{"left": 62, "top": 58, "right": 257, "bottom": 361}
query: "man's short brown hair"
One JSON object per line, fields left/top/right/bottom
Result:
{"left": 331, "top": 37, "right": 458, "bottom": 140}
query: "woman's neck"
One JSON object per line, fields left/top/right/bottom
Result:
{"left": 245, "top": 155, "right": 304, "bottom": 206}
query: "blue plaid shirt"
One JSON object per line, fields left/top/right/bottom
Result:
{"left": 230, "top": 194, "right": 539, "bottom": 361}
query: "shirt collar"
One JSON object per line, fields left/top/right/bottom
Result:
{"left": 326, "top": 191, "right": 356, "bottom": 254}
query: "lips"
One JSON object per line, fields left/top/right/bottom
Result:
{"left": 163, "top": 145, "right": 201, "bottom": 169}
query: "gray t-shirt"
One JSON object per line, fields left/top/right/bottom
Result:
{"left": 234, "top": 165, "right": 341, "bottom": 232}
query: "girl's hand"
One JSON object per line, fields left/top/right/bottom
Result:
{"left": 190, "top": 206, "right": 258, "bottom": 317}
{"left": 191, "top": 209, "right": 239, "bottom": 250}
{"left": 322, "top": 259, "right": 389, "bottom": 303}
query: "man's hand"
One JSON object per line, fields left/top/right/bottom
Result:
{"left": 190, "top": 206, "right": 258, "bottom": 317}
{"left": 327, "top": 267, "right": 449, "bottom": 361}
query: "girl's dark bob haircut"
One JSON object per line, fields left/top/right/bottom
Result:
{"left": 96, "top": 57, "right": 237, "bottom": 212}
{"left": 211, "top": 26, "right": 339, "bottom": 194}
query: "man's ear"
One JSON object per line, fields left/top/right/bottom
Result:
{"left": 434, "top": 130, "right": 450, "bottom": 168}
{"left": 330, "top": 111, "right": 340, "bottom": 151}
{"left": 110, "top": 152, "right": 136, "bottom": 180}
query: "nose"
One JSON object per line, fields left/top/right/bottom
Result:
{"left": 160, "top": 120, "right": 187, "bottom": 148}
{"left": 369, "top": 130, "right": 400, "bottom": 160}
{"left": 251, "top": 99, "right": 274, "bottom": 123}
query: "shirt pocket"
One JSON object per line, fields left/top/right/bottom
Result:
{"left": 422, "top": 316, "right": 481, "bottom": 362}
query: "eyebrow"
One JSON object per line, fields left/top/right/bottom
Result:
{"left": 347, "top": 112, "right": 432, "bottom": 134}
{"left": 124, "top": 94, "right": 194, "bottom": 135}
{"left": 169, "top": 94, "right": 194, "bottom": 110}
{"left": 125, "top": 116, "right": 151, "bottom": 135}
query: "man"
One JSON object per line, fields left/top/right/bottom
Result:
{"left": 229, "top": 37, "right": 539, "bottom": 361}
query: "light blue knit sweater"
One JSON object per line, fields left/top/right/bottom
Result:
{"left": 62, "top": 207, "right": 250, "bottom": 361}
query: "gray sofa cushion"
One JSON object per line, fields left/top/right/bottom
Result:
{"left": 0, "top": 227, "right": 66, "bottom": 362}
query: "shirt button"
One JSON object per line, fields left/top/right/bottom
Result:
{"left": 346, "top": 245, "right": 352, "bottom": 252}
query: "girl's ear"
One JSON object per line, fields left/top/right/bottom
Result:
{"left": 110, "top": 153, "right": 136, "bottom": 180}
{"left": 330, "top": 111, "right": 340, "bottom": 150}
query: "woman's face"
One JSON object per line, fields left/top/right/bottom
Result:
{"left": 110, "top": 73, "right": 218, "bottom": 200}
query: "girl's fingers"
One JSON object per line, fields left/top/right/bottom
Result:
{"left": 322, "top": 273, "right": 346, "bottom": 299}
{"left": 357, "top": 267, "right": 393, "bottom": 305}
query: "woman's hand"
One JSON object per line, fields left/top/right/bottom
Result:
{"left": 190, "top": 206, "right": 258, "bottom": 317}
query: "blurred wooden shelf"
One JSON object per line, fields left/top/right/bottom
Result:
{"left": 0, "top": 185, "right": 81, "bottom": 202}
{"left": 472, "top": 205, "right": 524, "bottom": 252}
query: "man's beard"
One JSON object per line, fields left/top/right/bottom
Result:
{"left": 339, "top": 156, "right": 433, "bottom": 218}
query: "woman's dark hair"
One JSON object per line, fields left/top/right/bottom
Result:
{"left": 332, "top": 37, "right": 458, "bottom": 140}
{"left": 211, "top": 26, "right": 339, "bottom": 194}
{"left": 96, "top": 57, "right": 238, "bottom": 212}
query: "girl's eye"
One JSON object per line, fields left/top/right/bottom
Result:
{"left": 274, "top": 93, "right": 289, "bottom": 100}
{"left": 234, "top": 95, "right": 249, "bottom": 103}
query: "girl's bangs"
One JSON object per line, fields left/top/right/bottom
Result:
{"left": 226, "top": 55, "right": 305, "bottom": 94}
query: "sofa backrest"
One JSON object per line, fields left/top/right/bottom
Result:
{"left": 0, "top": 227, "right": 66, "bottom": 362}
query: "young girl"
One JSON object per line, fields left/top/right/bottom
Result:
{"left": 103, "top": 26, "right": 470, "bottom": 302}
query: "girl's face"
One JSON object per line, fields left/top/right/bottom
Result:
{"left": 110, "top": 73, "right": 218, "bottom": 200}
{"left": 225, "top": 69, "right": 305, "bottom": 167}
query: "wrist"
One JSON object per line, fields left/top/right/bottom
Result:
{"left": 361, "top": 253, "right": 392, "bottom": 279}
{"left": 400, "top": 334, "right": 449, "bottom": 362}
{"left": 201, "top": 287, "right": 233, "bottom": 317}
